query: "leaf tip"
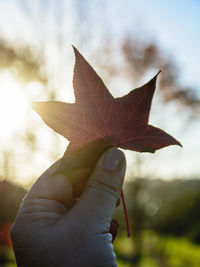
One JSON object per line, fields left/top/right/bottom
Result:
{"left": 145, "top": 70, "right": 161, "bottom": 90}
{"left": 71, "top": 44, "right": 76, "bottom": 50}
{"left": 177, "top": 141, "right": 183, "bottom": 148}
{"left": 31, "top": 101, "right": 38, "bottom": 111}
{"left": 167, "top": 138, "right": 183, "bottom": 150}
{"left": 170, "top": 135, "right": 182, "bottom": 148}
{"left": 72, "top": 45, "right": 79, "bottom": 56}
{"left": 157, "top": 70, "right": 161, "bottom": 76}
{"left": 153, "top": 70, "right": 161, "bottom": 81}
{"left": 31, "top": 101, "right": 45, "bottom": 114}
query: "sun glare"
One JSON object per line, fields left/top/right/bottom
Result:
{"left": 0, "top": 71, "right": 29, "bottom": 142}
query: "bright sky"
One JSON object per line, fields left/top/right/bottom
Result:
{"left": 97, "top": 0, "right": 200, "bottom": 89}
{"left": 0, "top": 0, "right": 199, "bottom": 186}
{"left": 134, "top": 0, "right": 200, "bottom": 88}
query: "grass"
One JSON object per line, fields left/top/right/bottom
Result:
{"left": 114, "top": 230, "right": 200, "bottom": 267}
{"left": 0, "top": 247, "right": 16, "bottom": 267}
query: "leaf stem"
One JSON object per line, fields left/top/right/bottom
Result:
{"left": 120, "top": 189, "right": 131, "bottom": 237}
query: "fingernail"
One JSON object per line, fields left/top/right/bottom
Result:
{"left": 109, "top": 219, "right": 119, "bottom": 242}
{"left": 103, "top": 148, "right": 124, "bottom": 171}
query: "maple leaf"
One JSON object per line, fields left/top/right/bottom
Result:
{"left": 33, "top": 46, "right": 182, "bottom": 173}
{"left": 33, "top": 47, "right": 182, "bottom": 237}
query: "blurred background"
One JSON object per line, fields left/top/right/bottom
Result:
{"left": 0, "top": 0, "right": 200, "bottom": 266}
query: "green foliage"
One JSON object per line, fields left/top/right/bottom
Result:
{"left": 115, "top": 231, "right": 200, "bottom": 267}
{"left": 116, "top": 178, "right": 200, "bottom": 244}
{"left": 0, "top": 247, "right": 16, "bottom": 267}
{"left": 152, "top": 180, "right": 200, "bottom": 243}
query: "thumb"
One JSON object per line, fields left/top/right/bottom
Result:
{"left": 69, "top": 148, "right": 126, "bottom": 233}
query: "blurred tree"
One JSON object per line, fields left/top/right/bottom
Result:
{"left": 0, "top": 40, "right": 46, "bottom": 84}
{"left": 127, "top": 179, "right": 147, "bottom": 266}
{"left": 0, "top": 181, "right": 26, "bottom": 225}
{"left": 121, "top": 178, "right": 200, "bottom": 262}
{"left": 122, "top": 36, "right": 200, "bottom": 115}
{"left": 152, "top": 179, "right": 200, "bottom": 243}
{"left": 97, "top": 35, "right": 200, "bottom": 116}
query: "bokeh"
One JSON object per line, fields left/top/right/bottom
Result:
{"left": 0, "top": 0, "right": 200, "bottom": 266}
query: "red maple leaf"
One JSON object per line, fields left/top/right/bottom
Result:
{"left": 33, "top": 47, "right": 181, "bottom": 167}
{"left": 33, "top": 47, "right": 182, "bottom": 236}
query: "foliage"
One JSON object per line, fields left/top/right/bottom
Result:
{"left": 122, "top": 36, "right": 199, "bottom": 110}
{"left": 115, "top": 231, "right": 200, "bottom": 267}
{"left": 0, "top": 181, "right": 26, "bottom": 226}
{"left": 0, "top": 247, "right": 16, "bottom": 267}
{"left": 121, "top": 178, "right": 200, "bottom": 244}
{"left": 0, "top": 40, "right": 46, "bottom": 84}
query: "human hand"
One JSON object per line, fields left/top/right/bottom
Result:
{"left": 11, "top": 148, "right": 126, "bottom": 267}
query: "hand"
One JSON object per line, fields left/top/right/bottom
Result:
{"left": 11, "top": 148, "right": 126, "bottom": 267}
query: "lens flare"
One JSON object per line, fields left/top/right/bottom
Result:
{"left": 0, "top": 71, "right": 28, "bottom": 142}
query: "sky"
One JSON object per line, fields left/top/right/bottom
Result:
{"left": 0, "top": 0, "right": 199, "bottom": 186}
{"left": 97, "top": 0, "right": 200, "bottom": 89}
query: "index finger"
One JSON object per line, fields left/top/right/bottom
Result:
{"left": 26, "top": 159, "right": 91, "bottom": 210}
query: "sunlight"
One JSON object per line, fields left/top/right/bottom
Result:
{"left": 0, "top": 71, "right": 29, "bottom": 142}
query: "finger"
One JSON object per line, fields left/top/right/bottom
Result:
{"left": 68, "top": 148, "right": 126, "bottom": 232}
{"left": 67, "top": 167, "right": 92, "bottom": 197}
{"left": 67, "top": 166, "right": 91, "bottom": 186}
{"left": 26, "top": 159, "right": 90, "bottom": 210}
